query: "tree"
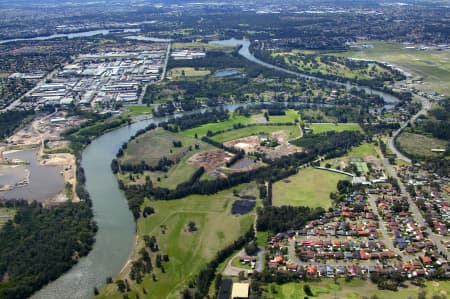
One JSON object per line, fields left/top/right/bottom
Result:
{"left": 245, "top": 241, "right": 258, "bottom": 255}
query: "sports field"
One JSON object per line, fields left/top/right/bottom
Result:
{"left": 309, "top": 123, "right": 362, "bottom": 134}
{"left": 96, "top": 183, "right": 257, "bottom": 299}
{"left": 125, "top": 106, "right": 153, "bottom": 115}
{"left": 272, "top": 167, "right": 350, "bottom": 209}
{"left": 181, "top": 113, "right": 253, "bottom": 138}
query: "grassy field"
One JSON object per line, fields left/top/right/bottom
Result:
{"left": 181, "top": 113, "right": 254, "bottom": 138}
{"left": 0, "top": 208, "right": 15, "bottom": 228}
{"left": 265, "top": 279, "right": 450, "bottom": 299}
{"left": 168, "top": 67, "right": 211, "bottom": 79}
{"left": 308, "top": 123, "right": 362, "bottom": 134}
{"left": 120, "top": 128, "right": 215, "bottom": 188}
{"left": 172, "top": 42, "right": 233, "bottom": 52}
{"left": 96, "top": 183, "right": 258, "bottom": 299}
{"left": 334, "top": 41, "right": 450, "bottom": 96}
{"left": 272, "top": 167, "right": 350, "bottom": 209}
{"left": 123, "top": 127, "right": 212, "bottom": 166}
{"left": 396, "top": 132, "right": 447, "bottom": 158}
{"left": 322, "top": 142, "right": 380, "bottom": 171}
{"left": 125, "top": 106, "right": 153, "bottom": 115}
{"left": 252, "top": 109, "right": 300, "bottom": 124}
{"left": 211, "top": 125, "right": 301, "bottom": 143}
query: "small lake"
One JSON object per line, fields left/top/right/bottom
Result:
{"left": 0, "top": 149, "right": 64, "bottom": 201}
{"left": 214, "top": 69, "right": 241, "bottom": 77}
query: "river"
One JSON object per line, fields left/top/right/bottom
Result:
{"left": 210, "top": 38, "right": 400, "bottom": 109}
{"left": 30, "top": 39, "right": 401, "bottom": 299}
{"left": 0, "top": 29, "right": 141, "bottom": 45}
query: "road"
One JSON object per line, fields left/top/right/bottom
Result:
{"left": 137, "top": 42, "right": 171, "bottom": 105}
{"left": 383, "top": 158, "right": 449, "bottom": 258}
{"left": 367, "top": 195, "right": 405, "bottom": 259}
{"left": 387, "top": 94, "right": 432, "bottom": 164}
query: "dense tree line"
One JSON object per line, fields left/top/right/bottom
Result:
{"left": 256, "top": 206, "right": 325, "bottom": 232}
{"left": 119, "top": 157, "right": 174, "bottom": 173}
{"left": 291, "top": 131, "right": 364, "bottom": 156}
{"left": 0, "top": 201, "right": 96, "bottom": 299}
{"left": 0, "top": 109, "right": 35, "bottom": 140}
{"left": 159, "top": 109, "right": 229, "bottom": 132}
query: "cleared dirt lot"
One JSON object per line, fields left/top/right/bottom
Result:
{"left": 224, "top": 130, "right": 302, "bottom": 159}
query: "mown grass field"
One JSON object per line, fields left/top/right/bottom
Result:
{"left": 265, "top": 279, "right": 450, "bottom": 299}
{"left": 168, "top": 67, "right": 211, "bottom": 79}
{"left": 334, "top": 41, "right": 450, "bottom": 96}
{"left": 96, "top": 183, "right": 258, "bottom": 299}
{"left": 396, "top": 132, "right": 447, "bottom": 158}
{"left": 181, "top": 113, "right": 254, "bottom": 138}
{"left": 308, "top": 123, "right": 362, "bottom": 134}
{"left": 272, "top": 167, "right": 350, "bottom": 209}
{"left": 172, "top": 42, "right": 233, "bottom": 52}
{"left": 125, "top": 106, "right": 153, "bottom": 115}
{"left": 211, "top": 125, "right": 301, "bottom": 143}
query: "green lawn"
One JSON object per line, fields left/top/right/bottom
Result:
{"left": 181, "top": 113, "right": 253, "bottom": 138}
{"left": 333, "top": 40, "right": 450, "bottom": 96}
{"left": 308, "top": 123, "right": 362, "bottom": 134}
{"left": 96, "top": 183, "right": 258, "bottom": 299}
{"left": 346, "top": 142, "right": 378, "bottom": 158}
{"left": 125, "top": 106, "right": 153, "bottom": 115}
{"left": 211, "top": 125, "right": 301, "bottom": 143}
{"left": 172, "top": 42, "right": 232, "bottom": 52}
{"left": 0, "top": 208, "right": 15, "bottom": 228}
{"left": 266, "top": 279, "right": 450, "bottom": 299}
{"left": 272, "top": 167, "right": 350, "bottom": 209}
{"left": 396, "top": 132, "right": 448, "bottom": 158}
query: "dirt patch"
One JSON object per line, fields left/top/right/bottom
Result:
{"left": 253, "top": 116, "right": 268, "bottom": 124}
{"left": 46, "top": 140, "right": 70, "bottom": 150}
{"left": 270, "top": 130, "right": 289, "bottom": 143}
{"left": 224, "top": 133, "right": 302, "bottom": 159}
{"left": 224, "top": 135, "right": 262, "bottom": 153}
{"left": 188, "top": 149, "right": 233, "bottom": 176}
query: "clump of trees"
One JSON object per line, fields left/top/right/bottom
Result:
{"left": 0, "top": 201, "right": 96, "bottom": 299}
{"left": 0, "top": 109, "right": 35, "bottom": 140}
{"left": 256, "top": 206, "right": 325, "bottom": 232}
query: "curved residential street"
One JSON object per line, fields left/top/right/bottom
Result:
{"left": 388, "top": 94, "right": 432, "bottom": 164}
